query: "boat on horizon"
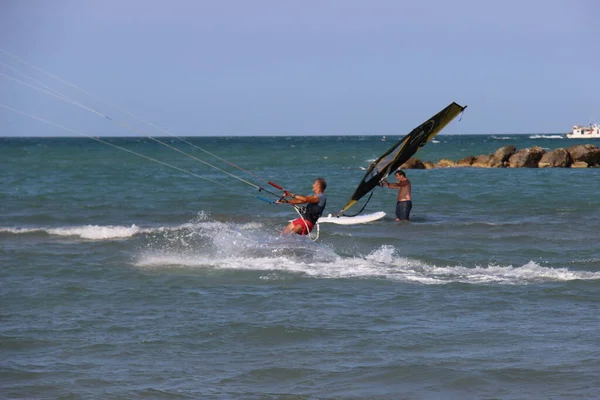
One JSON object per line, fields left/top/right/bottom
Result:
{"left": 566, "top": 122, "right": 600, "bottom": 139}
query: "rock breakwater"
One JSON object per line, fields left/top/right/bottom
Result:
{"left": 402, "top": 144, "right": 600, "bottom": 169}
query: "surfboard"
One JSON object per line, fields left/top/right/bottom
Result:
{"left": 317, "top": 211, "right": 386, "bottom": 225}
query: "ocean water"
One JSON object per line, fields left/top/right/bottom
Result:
{"left": 2, "top": 135, "right": 600, "bottom": 399}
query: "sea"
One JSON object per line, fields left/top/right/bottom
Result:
{"left": 2, "top": 134, "right": 600, "bottom": 399}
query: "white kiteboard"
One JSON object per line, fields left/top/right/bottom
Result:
{"left": 317, "top": 211, "right": 386, "bottom": 225}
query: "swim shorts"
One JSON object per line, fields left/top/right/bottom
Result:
{"left": 291, "top": 217, "right": 314, "bottom": 235}
{"left": 395, "top": 200, "right": 412, "bottom": 221}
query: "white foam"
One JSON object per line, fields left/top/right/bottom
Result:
{"left": 1, "top": 223, "right": 181, "bottom": 240}
{"left": 0, "top": 227, "right": 38, "bottom": 235}
{"left": 0, "top": 211, "right": 244, "bottom": 241}
{"left": 529, "top": 134, "right": 564, "bottom": 139}
{"left": 135, "top": 240, "right": 600, "bottom": 285}
{"left": 49, "top": 224, "right": 144, "bottom": 239}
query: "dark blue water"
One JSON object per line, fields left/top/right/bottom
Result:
{"left": 2, "top": 135, "right": 600, "bottom": 399}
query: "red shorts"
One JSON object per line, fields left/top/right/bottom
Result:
{"left": 291, "top": 218, "right": 314, "bottom": 235}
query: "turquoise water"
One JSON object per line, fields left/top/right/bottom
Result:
{"left": 2, "top": 135, "right": 600, "bottom": 399}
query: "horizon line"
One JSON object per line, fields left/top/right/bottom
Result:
{"left": 0, "top": 132, "right": 568, "bottom": 139}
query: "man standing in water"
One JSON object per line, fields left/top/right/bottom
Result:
{"left": 277, "top": 178, "right": 327, "bottom": 235}
{"left": 381, "top": 170, "right": 412, "bottom": 221}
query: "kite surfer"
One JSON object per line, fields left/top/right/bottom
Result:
{"left": 277, "top": 178, "right": 327, "bottom": 235}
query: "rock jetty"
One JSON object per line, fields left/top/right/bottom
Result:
{"left": 401, "top": 144, "right": 600, "bottom": 169}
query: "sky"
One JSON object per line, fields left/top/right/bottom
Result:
{"left": 1, "top": 0, "right": 599, "bottom": 136}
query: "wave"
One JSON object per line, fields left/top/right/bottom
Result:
{"left": 0, "top": 211, "right": 239, "bottom": 240}
{"left": 5, "top": 215, "right": 599, "bottom": 285}
{"left": 0, "top": 221, "right": 263, "bottom": 241}
{"left": 0, "top": 224, "right": 148, "bottom": 240}
{"left": 135, "top": 244, "right": 600, "bottom": 285}
{"left": 133, "top": 221, "right": 600, "bottom": 285}
{"left": 529, "top": 135, "right": 564, "bottom": 139}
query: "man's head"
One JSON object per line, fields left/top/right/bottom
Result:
{"left": 395, "top": 170, "right": 406, "bottom": 178}
{"left": 313, "top": 177, "right": 327, "bottom": 192}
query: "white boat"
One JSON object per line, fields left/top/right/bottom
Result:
{"left": 566, "top": 123, "right": 600, "bottom": 139}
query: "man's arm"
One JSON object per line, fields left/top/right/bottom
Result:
{"left": 277, "top": 193, "right": 319, "bottom": 204}
{"left": 381, "top": 180, "right": 402, "bottom": 189}
{"left": 289, "top": 193, "right": 319, "bottom": 204}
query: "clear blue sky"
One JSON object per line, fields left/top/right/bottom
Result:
{"left": 1, "top": 0, "right": 599, "bottom": 136}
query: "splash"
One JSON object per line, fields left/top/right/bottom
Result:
{"left": 135, "top": 224, "right": 600, "bottom": 285}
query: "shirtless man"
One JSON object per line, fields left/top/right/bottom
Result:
{"left": 276, "top": 178, "right": 327, "bottom": 235}
{"left": 381, "top": 170, "right": 412, "bottom": 221}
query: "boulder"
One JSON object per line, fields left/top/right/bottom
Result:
{"left": 571, "top": 161, "right": 589, "bottom": 168}
{"left": 538, "top": 148, "right": 572, "bottom": 168}
{"left": 400, "top": 157, "right": 426, "bottom": 169}
{"left": 494, "top": 145, "right": 517, "bottom": 163}
{"left": 566, "top": 144, "right": 600, "bottom": 167}
{"left": 435, "top": 158, "right": 456, "bottom": 168}
{"left": 423, "top": 161, "right": 435, "bottom": 169}
{"left": 472, "top": 154, "right": 500, "bottom": 168}
{"left": 508, "top": 146, "right": 545, "bottom": 168}
{"left": 456, "top": 155, "right": 475, "bottom": 166}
